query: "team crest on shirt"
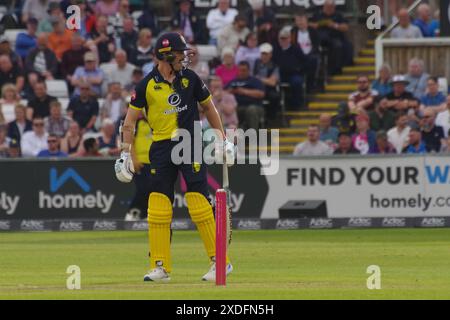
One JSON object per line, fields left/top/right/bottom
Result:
{"left": 181, "top": 78, "right": 189, "bottom": 89}
{"left": 168, "top": 93, "right": 181, "bottom": 107}
{"left": 192, "top": 162, "right": 201, "bottom": 173}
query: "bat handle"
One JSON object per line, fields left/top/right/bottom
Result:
{"left": 222, "top": 162, "right": 229, "bottom": 190}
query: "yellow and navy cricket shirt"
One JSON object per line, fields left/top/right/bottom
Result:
{"left": 134, "top": 118, "right": 152, "bottom": 164}
{"left": 129, "top": 67, "right": 212, "bottom": 142}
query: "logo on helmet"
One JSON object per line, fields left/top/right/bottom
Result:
{"left": 162, "top": 39, "right": 170, "bottom": 47}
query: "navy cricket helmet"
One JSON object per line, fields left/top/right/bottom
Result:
{"left": 155, "top": 32, "right": 190, "bottom": 61}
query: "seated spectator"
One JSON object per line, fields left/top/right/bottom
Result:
{"left": 0, "top": 125, "right": 10, "bottom": 158}
{"left": 293, "top": 124, "right": 333, "bottom": 156}
{"left": 245, "top": 0, "right": 275, "bottom": 33}
{"left": 44, "top": 101, "right": 71, "bottom": 138}
{"left": 333, "top": 103, "right": 356, "bottom": 135}
{"left": 385, "top": 75, "right": 419, "bottom": 112}
{"left": 25, "top": 33, "right": 58, "bottom": 80}
{"left": 71, "top": 52, "right": 105, "bottom": 97}
{"left": 38, "top": 2, "right": 65, "bottom": 34}
{"left": 436, "top": 95, "right": 450, "bottom": 138}
{"left": 370, "top": 130, "right": 396, "bottom": 154}
{"left": 388, "top": 111, "right": 411, "bottom": 154}
{"left": 217, "top": 15, "right": 250, "bottom": 56}
{"left": 61, "top": 34, "right": 89, "bottom": 87}
{"left": 129, "top": 28, "right": 154, "bottom": 68}
{"left": 368, "top": 97, "right": 396, "bottom": 132}
{"left": 206, "top": 0, "right": 238, "bottom": 45}
{"left": 254, "top": 43, "right": 280, "bottom": 124}
{"left": 7, "top": 104, "right": 32, "bottom": 146}
{"left": 291, "top": 11, "right": 320, "bottom": 91}
{"left": 48, "top": 17, "right": 74, "bottom": 61}
{"left": 372, "top": 64, "right": 393, "bottom": 97}
{"left": 420, "top": 77, "right": 446, "bottom": 113}
{"left": 0, "top": 83, "right": 20, "bottom": 114}
{"left": 171, "top": 0, "right": 205, "bottom": 44}
{"left": 226, "top": 61, "right": 265, "bottom": 130}
{"left": 310, "top": 0, "right": 353, "bottom": 75}
{"left": 215, "top": 47, "right": 239, "bottom": 88}
{"left": 235, "top": 32, "right": 260, "bottom": 76}
{"left": 352, "top": 113, "right": 376, "bottom": 155}
{"left": 0, "top": 36, "right": 22, "bottom": 70}
{"left": 21, "top": 0, "right": 50, "bottom": 24}
{"left": 67, "top": 81, "right": 99, "bottom": 133}
{"left": 189, "top": 46, "right": 210, "bottom": 83}
{"left": 37, "top": 134, "right": 68, "bottom": 158}
{"left": 273, "top": 27, "right": 306, "bottom": 110}
{"left": 100, "top": 82, "right": 127, "bottom": 125}
{"left": 391, "top": 8, "right": 423, "bottom": 39}
{"left": 209, "top": 76, "right": 238, "bottom": 129}
{"left": 108, "top": 0, "right": 132, "bottom": 38}
{"left": 333, "top": 132, "right": 360, "bottom": 155}
{"left": 413, "top": 3, "right": 439, "bottom": 37}
{"left": 405, "top": 58, "right": 429, "bottom": 99}
{"left": 105, "top": 50, "right": 136, "bottom": 90}
{"left": 88, "top": 15, "right": 115, "bottom": 64}
{"left": 15, "top": 18, "right": 38, "bottom": 61}
{"left": 348, "top": 75, "right": 378, "bottom": 114}
{"left": 6, "top": 138, "right": 21, "bottom": 158}
{"left": 82, "top": 137, "right": 102, "bottom": 157}
{"left": 402, "top": 127, "right": 426, "bottom": 154}
{"left": 0, "top": 54, "right": 25, "bottom": 94}
{"left": 26, "top": 81, "right": 57, "bottom": 120}
{"left": 124, "top": 68, "right": 144, "bottom": 92}
{"left": 120, "top": 17, "right": 139, "bottom": 57}
{"left": 421, "top": 108, "right": 445, "bottom": 153}
{"left": 319, "top": 113, "right": 339, "bottom": 147}
{"left": 61, "top": 120, "right": 83, "bottom": 157}
{"left": 98, "top": 118, "right": 120, "bottom": 156}
{"left": 21, "top": 117, "right": 49, "bottom": 157}
{"left": 95, "top": 0, "right": 120, "bottom": 17}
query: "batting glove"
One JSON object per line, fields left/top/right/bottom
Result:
{"left": 115, "top": 151, "right": 134, "bottom": 183}
{"left": 224, "top": 138, "right": 236, "bottom": 167}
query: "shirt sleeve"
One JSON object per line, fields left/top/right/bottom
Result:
{"left": 193, "top": 72, "right": 211, "bottom": 104}
{"left": 129, "top": 78, "right": 148, "bottom": 110}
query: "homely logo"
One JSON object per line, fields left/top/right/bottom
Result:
{"left": 39, "top": 168, "right": 114, "bottom": 213}
{"left": 0, "top": 192, "right": 20, "bottom": 215}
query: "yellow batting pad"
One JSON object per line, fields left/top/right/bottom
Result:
{"left": 185, "top": 192, "right": 217, "bottom": 260}
{"left": 148, "top": 192, "right": 173, "bottom": 273}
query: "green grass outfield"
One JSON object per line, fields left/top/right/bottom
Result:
{"left": 1, "top": 229, "right": 450, "bottom": 300}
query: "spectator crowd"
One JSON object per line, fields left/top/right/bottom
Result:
{"left": 0, "top": 0, "right": 448, "bottom": 159}
{"left": 293, "top": 61, "right": 450, "bottom": 156}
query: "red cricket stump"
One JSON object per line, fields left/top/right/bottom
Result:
{"left": 215, "top": 189, "right": 227, "bottom": 286}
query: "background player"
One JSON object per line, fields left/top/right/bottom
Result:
{"left": 115, "top": 32, "right": 235, "bottom": 282}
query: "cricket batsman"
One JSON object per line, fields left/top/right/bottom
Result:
{"left": 115, "top": 32, "right": 235, "bottom": 282}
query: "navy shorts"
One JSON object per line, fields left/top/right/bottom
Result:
{"left": 149, "top": 140, "right": 209, "bottom": 203}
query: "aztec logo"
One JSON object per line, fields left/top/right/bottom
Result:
{"left": 38, "top": 168, "right": 115, "bottom": 213}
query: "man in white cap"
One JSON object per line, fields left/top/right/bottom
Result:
{"left": 254, "top": 42, "right": 280, "bottom": 125}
